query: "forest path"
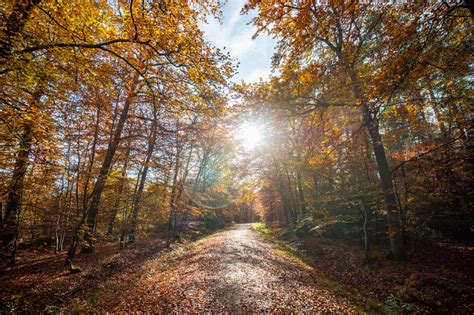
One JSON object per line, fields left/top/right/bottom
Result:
{"left": 107, "top": 224, "right": 354, "bottom": 312}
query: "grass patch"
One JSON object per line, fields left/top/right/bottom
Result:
{"left": 275, "top": 247, "right": 314, "bottom": 271}
{"left": 251, "top": 222, "right": 271, "bottom": 235}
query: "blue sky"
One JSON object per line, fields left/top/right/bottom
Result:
{"left": 200, "top": 0, "right": 277, "bottom": 83}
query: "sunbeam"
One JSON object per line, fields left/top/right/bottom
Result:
{"left": 236, "top": 122, "right": 264, "bottom": 150}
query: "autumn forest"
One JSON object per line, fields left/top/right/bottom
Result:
{"left": 1, "top": 0, "right": 473, "bottom": 313}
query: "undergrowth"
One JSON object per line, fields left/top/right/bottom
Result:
{"left": 256, "top": 225, "right": 392, "bottom": 314}
{"left": 251, "top": 222, "right": 271, "bottom": 235}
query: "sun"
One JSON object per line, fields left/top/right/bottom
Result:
{"left": 236, "top": 122, "right": 263, "bottom": 150}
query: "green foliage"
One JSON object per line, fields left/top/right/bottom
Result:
{"left": 252, "top": 222, "right": 271, "bottom": 235}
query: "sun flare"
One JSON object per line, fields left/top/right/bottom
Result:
{"left": 236, "top": 122, "right": 263, "bottom": 150}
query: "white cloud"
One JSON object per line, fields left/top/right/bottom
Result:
{"left": 200, "top": 1, "right": 276, "bottom": 83}
{"left": 245, "top": 68, "right": 271, "bottom": 84}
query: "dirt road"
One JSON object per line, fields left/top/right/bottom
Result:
{"left": 107, "top": 224, "right": 354, "bottom": 313}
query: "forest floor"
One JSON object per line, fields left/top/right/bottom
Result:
{"left": 1, "top": 224, "right": 358, "bottom": 313}
{"left": 0, "top": 231, "right": 170, "bottom": 313}
{"left": 1, "top": 224, "right": 472, "bottom": 313}
{"left": 91, "top": 223, "right": 356, "bottom": 313}
{"left": 272, "top": 228, "right": 474, "bottom": 313}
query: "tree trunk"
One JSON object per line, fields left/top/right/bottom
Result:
{"left": 346, "top": 66, "right": 405, "bottom": 260}
{"left": 83, "top": 82, "right": 136, "bottom": 250}
{"left": 359, "top": 200, "right": 369, "bottom": 260}
{"left": 364, "top": 110, "right": 405, "bottom": 260}
{"left": 128, "top": 128, "right": 157, "bottom": 242}
{"left": 167, "top": 135, "right": 182, "bottom": 247}
{"left": 0, "top": 0, "right": 41, "bottom": 62}
{"left": 107, "top": 142, "right": 131, "bottom": 236}
{"left": 176, "top": 145, "right": 194, "bottom": 239}
{"left": 0, "top": 124, "right": 33, "bottom": 256}
{"left": 81, "top": 105, "right": 101, "bottom": 215}
{"left": 0, "top": 85, "right": 42, "bottom": 260}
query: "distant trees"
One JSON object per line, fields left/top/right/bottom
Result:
{"left": 241, "top": 0, "right": 472, "bottom": 259}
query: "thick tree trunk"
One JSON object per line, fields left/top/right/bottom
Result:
{"left": 83, "top": 84, "right": 136, "bottom": 249}
{"left": 345, "top": 65, "right": 405, "bottom": 260}
{"left": 66, "top": 211, "right": 88, "bottom": 261}
{"left": 66, "top": 80, "right": 137, "bottom": 261}
{"left": 0, "top": 84, "right": 43, "bottom": 261}
{"left": 363, "top": 109, "right": 405, "bottom": 260}
{"left": 0, "top": 0, "right": 41, "bottom": 62}
{"left": 0, "top": 123, "right": 33, "bottom": 259}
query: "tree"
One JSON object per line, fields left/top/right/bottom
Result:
{"left": 243, "top": 0, "right": 471, "bottom": 260}
{"left": 1, "top": 0, "right": 234, "bottom": 264}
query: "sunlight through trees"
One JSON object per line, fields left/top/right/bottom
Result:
{"left": 0, "top": 0, "right": 472, "bottom": 313}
